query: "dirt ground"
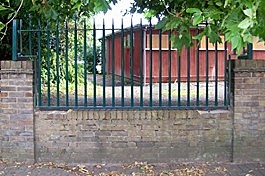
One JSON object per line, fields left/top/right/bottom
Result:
{"left": 0, "top": 160, "right": 264, "bottom": 176}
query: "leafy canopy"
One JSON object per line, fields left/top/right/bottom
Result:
{"left": 0, "top": 0, "right": 117, "bottom": 40}
{"left": 130, "top": 0, "right": 265, "bottom": 53}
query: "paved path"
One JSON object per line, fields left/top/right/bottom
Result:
{"left": 0, "top": 161, "right": 264, "bottom": 176}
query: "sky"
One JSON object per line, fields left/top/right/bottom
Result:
{"left": 94, "top": 0, "right": 153, "bottom": 29}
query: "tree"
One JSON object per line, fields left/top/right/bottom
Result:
{"left": 130, "top": 0, "right": 265, "bottom": 53}
{"left": 0, "top": 0, "right": 117, "bottom": 60}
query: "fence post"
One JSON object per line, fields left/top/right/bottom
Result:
{"left": 12, "top": 19, "right": 18, "bottom": 61}
{"left": 0, "top": 61, "right": 34, "bottom": 162}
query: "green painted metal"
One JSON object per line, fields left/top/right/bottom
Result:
{"left": 55, "top": 20, "right": 60, "bottom": 106}
{"left": 205, "top": 35, "right": 209, "bottom": 107}
{"left": 12, "top": 20, "right": 18, "bottom": 61}
{"left": 121, "top": 19, "right": 125, "bottom": 107}
{"left": 102, "top": 19, "right": 106, "bottom": 107}
{"left": 46, "top": 21, "right": 51, "bottom": 106}
{"left": 93, "top": 20, "right": 97, "bottom": 107}
{"left": 187, "top": 47, "right": 191, "bottom": 107}
{"left": 37, "top": 20, "right": 42, "bottom": 107}
{"left": 177, "top": 55, "right": 181, "bottom": 107}
{"left": 28, "top": 17, "right": 32, "bottom": 56}
{"left": 168, "top": 30, "right": 172, "bottom": 107}
{"left": 14, "top": 18, "right": 230, "bottom": 110}
{"left": 195, "top": 28, "right": 200, "bottom": 106}
{"left": 65, "top": 21, "right": 69, "bottom": 107}
{"left": 139, "top": 19, "right": 144, "bottom": 108}
{"left": 224, "top": 41, "right": 228, "bottom": 106}
{"left": 149, "top": 20, "right": 153, "bottom": 107}
{"left": 130, "top": 18, "right": 134, "bottom": 107}
{"left": 74, "top": 19, "right": 78, "bottom": 107}
{"left": 159, "top": 28, "right": 162, "bottom": 107}
{"left": 227, "top": 55, "right": 232, "bottom": 106}
{"left": 19, "top": 20, "right": 23, "bottom": 55}
{"left": 247, "top": 43, "right": 253, "bottom": 59}
{"left": 83, "top": 19, "right": 88, "bottom": 107}
{"left": 111, "top": 19, "right": 115, "bottom": 107}
{"left": 215, "top": 41, "right": 218, "bottom": 106}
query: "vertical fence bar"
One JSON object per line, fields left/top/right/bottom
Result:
{"left": 228, "top": 54, "right": 231, "bottom": 107}
{"left": 19, "top": 20, "right": 23, "bottom": 55}
{"left": 74, "top": 19, "right": 78, "bottom": 107}
{"left": 55, "top": 20, "right": 60, "bottom": 107}
{"left": 196, "top": 28, "right": 200, "bottom": 106}
{"left": 159, "top": 28, "right": 162, "bottom": 107}
{"left": 37, "top": 20, "right": 42, "bottom": 106}
{"left": 111, "top": 19, "right": 115, "bottom": 107}
{"left": 93, "top": 19, "right": 97, "bottom": 107}
{"left": 187, "top": 47, "right": 191, "bottom": 106}
{"left": 12, "top": 20, "right": 18, "bottom": 61}
{"left": 215, "top": 41, "right": 218, "bottom": 106}
{"left": 177, "top": 54, "right": 181, "bottom": 107}
{"left": 224, "top": 41, "right": 227, "bottom": 106}
{"left": 205, "top": 35, "right": 209, "bottom": 107}
{"left": 46, "top": 21, "right": 51, "bottom": 106}
{"left": 149, "top": 19, "right": 153, "bottom": 107}
{"left": 28, "top": 16, "right": 32, "bottom": 56}
{"left": 83, "top": 19, "right": 88, "bottom": 107}
{"left": 130, "top": 18, "right": 134, "bottom": 107}
{"left": 121, "top": 19, "right": 125, "bottom": 107}
{"left": 65, "top": 21, "right": 69, "bottom": 107}
{"left": 139, "top": 19, "right": 144, "bottom": 107}
{"left": 102, "top": 19, "right": 106, "bottom": 107}
{"left": 168, "top": 30, "right": 172, "bottom": 107}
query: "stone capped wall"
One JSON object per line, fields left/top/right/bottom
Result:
{"left": 0, "top": 61, "right": 34, "bottom": 161}
{"left": 232, "top": 60, "right": 265, "bottom": 162}
{"left": 35, "top": 110, "right": 232, "bottom": 163}
{"left": 1, "top": 60, "right": 265, "bottom": 163}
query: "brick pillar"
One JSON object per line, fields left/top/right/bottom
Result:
{"left": 232, "top": 60, "right": 265, "bottom": 162}
{"left": 0, "top": 61, "right": 34, "bottom": 162}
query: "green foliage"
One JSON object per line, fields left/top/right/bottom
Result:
{"left": 131, "top": 0, "right": 264, "bottom": 54}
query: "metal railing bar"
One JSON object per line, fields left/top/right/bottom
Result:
{"left": 149, "top": 19, "right": 153, "bottom": 107}
{"left": 215, "top": 41, "right": 218, "bottom": 106}
{"left": 37, "top": 20, "right": 42, "bottom": 106}
{"left": 12, "top": 20, "right": 18, "bottom": 61}
{"left": 19, "top": 20, "right": 23, "bottom": 55}
{"left": 187, "top": 47, "right": 191, "bottom": 106}
{"left": 83, "top": 19, "right": 88, "bottom": 107}
{"left": 224, "top": 41, "right": 228, "bottom": 106}
{"left": 28, "top": 17, "right": 32, "bottom": 56}
{"left": 177, "top": 55, "right": 181, "bottom": 107}
{"left": 55, "top": 20, "right": 60, "bottom": 107}
{"left": 65, "top": 21, "right": 69, "bottom": 107}
{"left": 196, "top": 28, "right": 200, "bottom": 106}
{"left": 102, "top": 19, "right": 106, "bottom": 107}
{"left": 120, "top": 19, "right": 125, "bottom": 107}
{"left": 205, "top": 35, "right": 209, "bottom": 107}
{"left": 130, "top": 18, "right": 134, "bottom": 107}
{"left": 159, "top": 28, "right": 162, "bottom": 107}
{"left": 93, "top": 19, "right": 97, "bottom": 107}
{"left": 35, "top": 105, "right": 228, "bottom": 110}
{"left": 228, "top": 54, "right": 231, "bottom": 107}
{"left": 111, "top": 19, "right": 115, "bottom": 107}
{"left": 139, "top": 19, "right": 144, "bottom": 108}
{"left": 168, "top": 30, "right": 172, "bottom": 107}
{"left": 46, "top": 21, "right": 51, "bottom": 106}
{"left": 74, "top": 19, "right": 78, "bottom": 107}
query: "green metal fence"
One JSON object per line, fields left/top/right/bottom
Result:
{"left": 12, "top": 18, "right": 231, "bottom": 110}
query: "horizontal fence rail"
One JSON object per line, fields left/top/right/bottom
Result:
{"left": 12, "top": 18, "right": 230, "bottom": 110}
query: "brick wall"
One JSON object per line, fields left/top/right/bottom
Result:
{"left": 35, "top": 110, "right": 232, "bottom": 163}
{"left": 0, "top": 61, "right": 34, "bottom": 162}
{"left": 1, "top": 60, "right": 265, "bottom": 163}
{"left": 232, "top": 60, "right": 265, "bottom": 162}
